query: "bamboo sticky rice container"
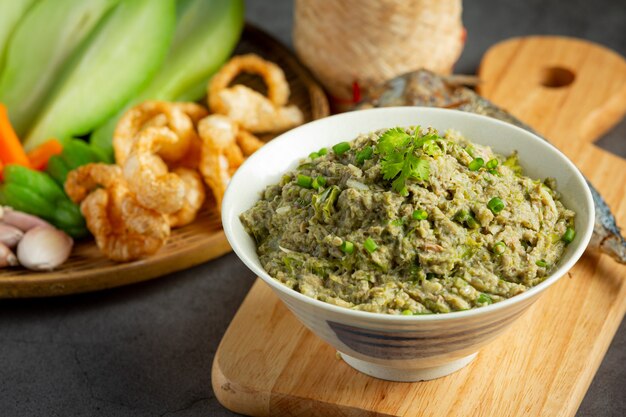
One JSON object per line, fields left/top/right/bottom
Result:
{"left": 294, "top": 0, "right": 465, "bottom": 106}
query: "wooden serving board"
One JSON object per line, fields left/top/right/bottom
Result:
{"left": 0, "top": 24, "right": 329, "bottom": 298}
{"left": 212, "top": 36, "right": 626, "bottom": 417}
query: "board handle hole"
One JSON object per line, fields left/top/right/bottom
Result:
{"left": 540, "top": 67, "right": 575, "bottom": 88}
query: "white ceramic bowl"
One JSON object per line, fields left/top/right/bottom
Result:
{"left": 221, "top": 107, "right": 594, "bottom": 382}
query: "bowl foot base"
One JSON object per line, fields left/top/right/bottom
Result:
{"left": 339, "top": 352, "right": 477, "bottom": 382}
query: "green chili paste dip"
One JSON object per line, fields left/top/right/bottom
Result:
{"left": 240, "top": 127, "right": 576, "bottom": 315}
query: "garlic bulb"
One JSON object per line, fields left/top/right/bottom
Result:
{"left": 0, "top": 243, "right": 18, "bottom": 267}
{"left": 0, "top": 223, "right": 24, "bottom": 248}
{"left": 0, "top": 206, "right": 53, "bottom": 232}
{"left": 17, "top": 227, "right": 73, "bottom": 271}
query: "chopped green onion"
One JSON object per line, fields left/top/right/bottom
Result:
{"left": 466, "top": 215, "right": 480, "bottom": 229}
{"left": 468, "top": 157, "right": 484, "bottom": 171}
{"left": 412, "top": 209, "right": 428, "bottom": 220}
{"left": 454, "top": 210, "right": 469, "bottom": 223}
{"left": 493, "top": 241, "right": 506, "bottom": 255}
{"left": 318, "top": 147, "right": 328, "bottom": 156}
{"left": 487, "top": 197, "right": 504, "bottom": 214}
{"left": 486, "top": 158, "right": 499, "bottom": 169}
{"left": 562, "top": 227, "right": 576, "bottom": 244}
{"left": 454, "top": 209, "right": 480, "bottom": 229}
{"left": 536, "top": 259, "right": 548, "bottom": 268}
{"left": 390, "top": 218, "right": 404, "bottom": 227}
{"left": 296, "top": 174, "right": 313, "bottom": 188}
{"left": 340, "top": 240, "right": 354, "bottom": 254}
{"left": 309, "top": 151, "right": 320, "bottom": 159}
{"left": 488, "top": 169, "right": 499, "bottom": 176}
{"left": 364, "top": 237, "right": 378, "bottom": 253}
{"left": 332, "top": 141, "right": 351, "bottom": 155}
{"left": 477, "top": 293, "right": 493, "bottom": 304}
{"left": 311, "top": 176, "right": 327, "bottom": 189}
{"left": 280, "top": 174, "right": 291, "bottom": 185}
{"left": 401, "top": 309, "right": 413, "bottom": 316}
{"left": 355, "top": 146, "right": 374, "bottom": 164}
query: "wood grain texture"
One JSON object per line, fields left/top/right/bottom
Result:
{"left": 212, "top": 36, "right": 626, "bottom": 417}
{"left": 0, "top": 24, "right": 329, "bottom": 298}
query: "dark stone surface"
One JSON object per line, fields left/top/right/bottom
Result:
{"left": 1, "top": 1, "right": 623, "bottom": 416}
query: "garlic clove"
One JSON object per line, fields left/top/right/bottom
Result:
{"left": 17, "top": 226, "right": 73, "bottom": 271}
{"left": 0, "top": 223, "right": 25, "bottom": 248}
{"left": 0, "top": 206, "right": 53, "bottom": 232}
{"left": 0, "top": 242, "right": 18, "bottom": 267}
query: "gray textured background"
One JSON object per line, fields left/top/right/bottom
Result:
{"left": 1, "top": 0, "right": 624, "bottom": 416}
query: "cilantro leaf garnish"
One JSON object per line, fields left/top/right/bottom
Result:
{"left": 377, "top": 127, "right": 412, "bottom": 155}
{"left": 376, "top": 127, "right": 436, "bottom": 196}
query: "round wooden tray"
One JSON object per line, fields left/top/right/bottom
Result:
{"left": 0, "top": 24, "right": 329, "bottom": 298}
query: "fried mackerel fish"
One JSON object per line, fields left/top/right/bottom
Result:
{"left": 240, "top": 127, "right": 577, "bottom": 315}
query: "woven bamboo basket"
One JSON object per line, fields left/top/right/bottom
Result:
{"left": 294, "top": 0, "right": 464, "bottom": 106}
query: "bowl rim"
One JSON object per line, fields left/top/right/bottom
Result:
{"left": 222, "top": 107, "right": 595, "bottom": 323}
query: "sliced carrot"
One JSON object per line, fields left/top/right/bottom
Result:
{"left": 27, "top": 139, "right": 63, "bottom": 170}
{"left": 0, "top": 104, "right": 30, "bottom": 167}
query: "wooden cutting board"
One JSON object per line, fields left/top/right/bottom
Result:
{"left": 212, "top": 36, "right": 626, "bottom": 417}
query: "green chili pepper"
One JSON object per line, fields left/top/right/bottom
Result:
{"left": 2, "top": 164, "right": 88, "bottom": 237}
{"left": 46, "top": 155, "right": 72, "bottom": 186}
{"left": 63, "top": 225, "right": 90, "bottom": 238}
{"left": 3, "top": 164, "right": 66, "bottom": 202}
{"left": 90, "top": 144, "right": 114, "bottom": 164}
{"left": 0, "top": 183, "right": 56, "bottom": 218}
{"left": 61, "top": 139, "right": 106, "bottom": 169}
{"left": 53, "top": 200, "right": 86, "bottom": 229}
